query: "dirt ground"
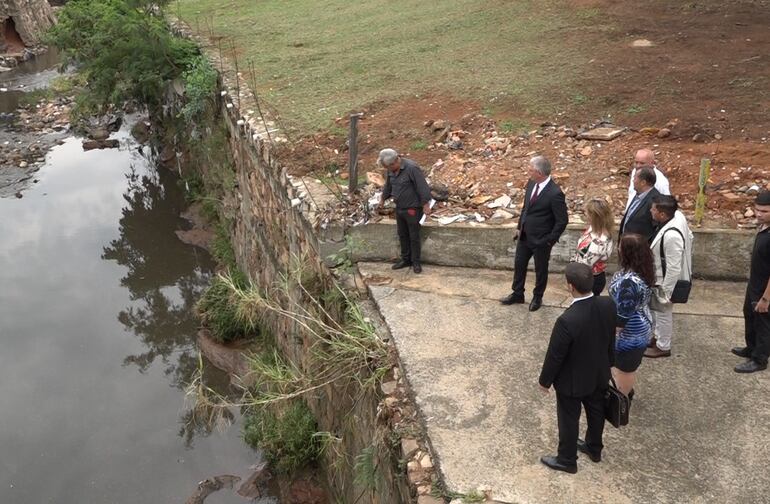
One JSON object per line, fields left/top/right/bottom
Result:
{"left": 278, "top": 0, "right": 770, "bottom": 228}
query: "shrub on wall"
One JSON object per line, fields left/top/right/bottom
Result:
{"left": 196, "top": 273, "right": 254, "bottom": 343}
{"left": 243, "top": 400, "right": 321, "bottom": 475}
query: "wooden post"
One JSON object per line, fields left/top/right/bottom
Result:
{"left": 695, "top": 158, "right": 710, "bottom": 226}
{"left": 348, "top": 113, "right": 363, "bottom": 193}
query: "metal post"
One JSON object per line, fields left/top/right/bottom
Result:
{"left": 348, "top": 113, "right": 363, "bottom": 193}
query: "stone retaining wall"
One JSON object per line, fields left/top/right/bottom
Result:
{"left": 329, "top": 221, "right": 754, "bottom": 281}
{"left": 168, "top": 21, "right": 438, "bottom": 502}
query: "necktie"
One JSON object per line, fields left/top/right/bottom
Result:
{"left": 624, "top": 195, "right": 642, "bottom": 232}
{"left": 530, "top": 183, "right": 540, "bottom": 205}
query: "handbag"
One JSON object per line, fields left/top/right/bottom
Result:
{"left": 659, "top": 227, "right": 692, "bottom": 304}
{"left": 605, "top": 377, "right": 630, "bottom": 428}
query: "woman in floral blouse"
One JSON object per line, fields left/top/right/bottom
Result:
{"left": 609, "top": 233, "right": 655, "bottom": 396}
{"left": 574, "top": 198, "right": 614, "bottom": 295}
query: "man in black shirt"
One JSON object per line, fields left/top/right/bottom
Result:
{"left": 378, "top": 148, "right": 432, "bottom": 274}
{"left": 733, "top": 191, "right": 770, "bottom": 373}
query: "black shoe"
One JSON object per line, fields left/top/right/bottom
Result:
{"left": 734, "top": 360, "right": 767, "bottom": 373}
{"left": 731, "top": 346, "right": 752, "bottom": 358}
{"left": 529, "top": 297, "right": 543, "bottom": 312}
{"left": 391, "top": 260, "right": 411, "bottom": 270}
{"left": 412, "top": 263, "right": 422, "bottom": 274}
{"left": 540, "top": 455, "right": 577, "bottom": 474}
{"left": 577, "top": 439, "right": 601, "bottom": 463}
{"left": 628, "top": 388, "right": 635, "bottom": 402}
{"left": 500, "top": 293, "right": 525, "bottom": 305}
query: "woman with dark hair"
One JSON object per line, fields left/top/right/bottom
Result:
{"left": 609, "top": 233, "right": 655, "bottom": 395}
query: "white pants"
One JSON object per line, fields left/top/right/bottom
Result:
{"left": 651, "top": 302, "right": 674, "bottom": 351}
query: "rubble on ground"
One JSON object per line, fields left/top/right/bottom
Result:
{"left": 305, "top": 116, "right": 770, "bottom": 230}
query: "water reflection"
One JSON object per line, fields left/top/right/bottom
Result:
{"left": 101, "top": 161, "right": 234, "bottom": 446}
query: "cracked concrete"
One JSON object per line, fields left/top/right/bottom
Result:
{"left": 360, "top": 261, "right": 770, "bottom": 504}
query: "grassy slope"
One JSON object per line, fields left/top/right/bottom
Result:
{"left": 176, "top": 0, "right": 599, "bottom": 133}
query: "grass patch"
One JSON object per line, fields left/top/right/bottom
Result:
{"left": 211, "top": 222, "right": 238, "bottom": 270}
{"left": 176, "top": 0, "right": 597, "bottom": 132}
{"left": 243, "top": 400, "right": 321, "bottom": 474}
{"left": 196, "top": 273, "right": 256, "bottom": 343}
{"left": 627, "top": 103, "right": 646, "bottom": 114}
{"left": 410, "top": 139, "right": 428, "bottom": 151}
{"left": 572, "top": 93, "right": 589, "bottom": 105}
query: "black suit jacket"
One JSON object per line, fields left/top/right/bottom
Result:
{"left": 619, "top": 188, "right": 661, "bottom": 242}
{"left": 539, "top": 296, "right": 617, "bottom": 397}
{"left": 517, "top": 179, "right": 568, "bottom": 247}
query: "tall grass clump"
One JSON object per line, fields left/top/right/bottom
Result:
{"left": 243, "top": 400, "right": 322, "bottom": 474}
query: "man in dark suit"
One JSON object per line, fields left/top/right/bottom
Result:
{"left": 501, "top": 156, "right": 568, "bottom": 311}
{"left": 538, "top": 262, "right": 616, "bottom": 474}
{"left": 619, "top": 166, "right": 660, "bottom": 242}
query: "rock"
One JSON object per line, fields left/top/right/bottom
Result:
{"left": 748, "top": 184, "right": 760, "bottom": 193}
{"left": 417, "top": 496, "right": 444, "bottom": 504}
{"left": 640, "top": 127, "right": 659, "bottom": 136}
{"left": 237, "top": 463, "right": 271, "bottom": 499}
{"left": 87, "top": 127, "right": 110, "bottom": 141}
{"left": 657, "top": 128, "right": 672, "bottom": 139}
{"left": 366, "top": 171, "right": 385, "bottom": 187}
{"left": 339, "top": 172, "right": 349, "bottom": 180}
{"left": 160, "top": 145, "right": 175, "bottom": 163}
{"left": 401, "top": 438, "right": 419, "bottom": 456}
{"left": 419, "top": 454, "right": 434, "bottom": 469}
{"left": 487, "top": 194, "right": 512, "bottom": 208}
{"left": 577, "top": 126, "right": 624, "bottom": 141}
{"left": 631, "top": 38, "right": 655, "bottom": 47}
{"left": 714, "top": 133, "right": 723, "bottom": 140}
{"left": 470, "top": 194, "right": 492, "bottom": 205}
{"left": 745, "top": 208, "right": 755, "bottom": 218}
{"left": 430, "top": 182, "right": 449, "bottom": 201}
{"left": 431, "top": 119, "right": 448, "bottom": 132}
{"left": 490, "top": 209, "right": 515, "bottom": 220}
{"left": 19, "top": 161, "right": 28, "bottom": 168}
{"left": 380, "top": 380, "right": 397, "bottom": 395}
{"left": 579, "top": 146, "right": 593, "bottom": 157}
{"left": 184, "top": 475, "right": 241, "bottom": 504}
{"left": 692, "top": 133, "right": 708, "bottom": 143}
{"left": 82, "top": 139, "right": 120, "bottom": 151}
{"left": 131, "top": 120, "right": 150, "bottom": 143}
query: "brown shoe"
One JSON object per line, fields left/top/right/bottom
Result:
{"left": 644, "top": 347, "right": 671, "bottom": 358}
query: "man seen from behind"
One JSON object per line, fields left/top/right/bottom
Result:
{"left": 538, "top": 263, "right": 617, "bottom": 474}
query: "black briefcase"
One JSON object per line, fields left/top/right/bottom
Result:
{"left": 605, "top": 378, "right": 630, "bottom": 428}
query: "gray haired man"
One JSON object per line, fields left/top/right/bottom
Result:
{"left": 378, "top": 148, "right": 432, "bottom": 274}
{"left": 501, "top": 156, "right": 568, "bottom": 311}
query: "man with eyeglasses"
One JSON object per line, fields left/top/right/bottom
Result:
{"left": 625, "top": 148, "right": 670, "bottom": 210}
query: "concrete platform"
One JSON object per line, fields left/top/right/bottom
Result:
{"left": 359, "top": 262, "right": 770, "bottom": 504}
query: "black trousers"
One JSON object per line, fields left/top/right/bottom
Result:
{"left": 556, "top": 388, "right": 606, "bottom": 465}
{"left": 744, "top": 293, "right": 770, "bottom": 365}
{"left": 396, "top": 207, "right": 423, "bottom": 264}
{"left": 511, "top": 237, "right": 552, "bottom": 298}
{"left": 592, "top": 272, "right": 607, "bottom": 296}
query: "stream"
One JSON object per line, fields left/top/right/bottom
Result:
{"left": 0, "top": 54, "right": 271, "bottom": 504}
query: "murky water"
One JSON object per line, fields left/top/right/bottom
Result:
{"left": 0, "top": 125, "right": 267, "bottom": 503}
{"left": 0, "top": 49, "right": 63, "bottom": 113}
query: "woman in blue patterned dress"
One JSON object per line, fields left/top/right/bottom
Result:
{"left": 609, "top": 233, "right": 655, "bottom": 395}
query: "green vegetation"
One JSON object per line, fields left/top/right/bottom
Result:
{"left": 243, "top": 400, "right": 322, "bottom": 474}
{"left": 196, "top": 273, "right": 255, "bottom": 343}
{"left": 410, "top": 139, "right": 428, "bottom": 151}
{"left": 176, "top": 0, "right": 596, "bottom": 132}
{"left": 47, "top": 0, "right": 216, "bottom": 119}
{"left": 626, "top": 103, "right": 646, "bottom": 115}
